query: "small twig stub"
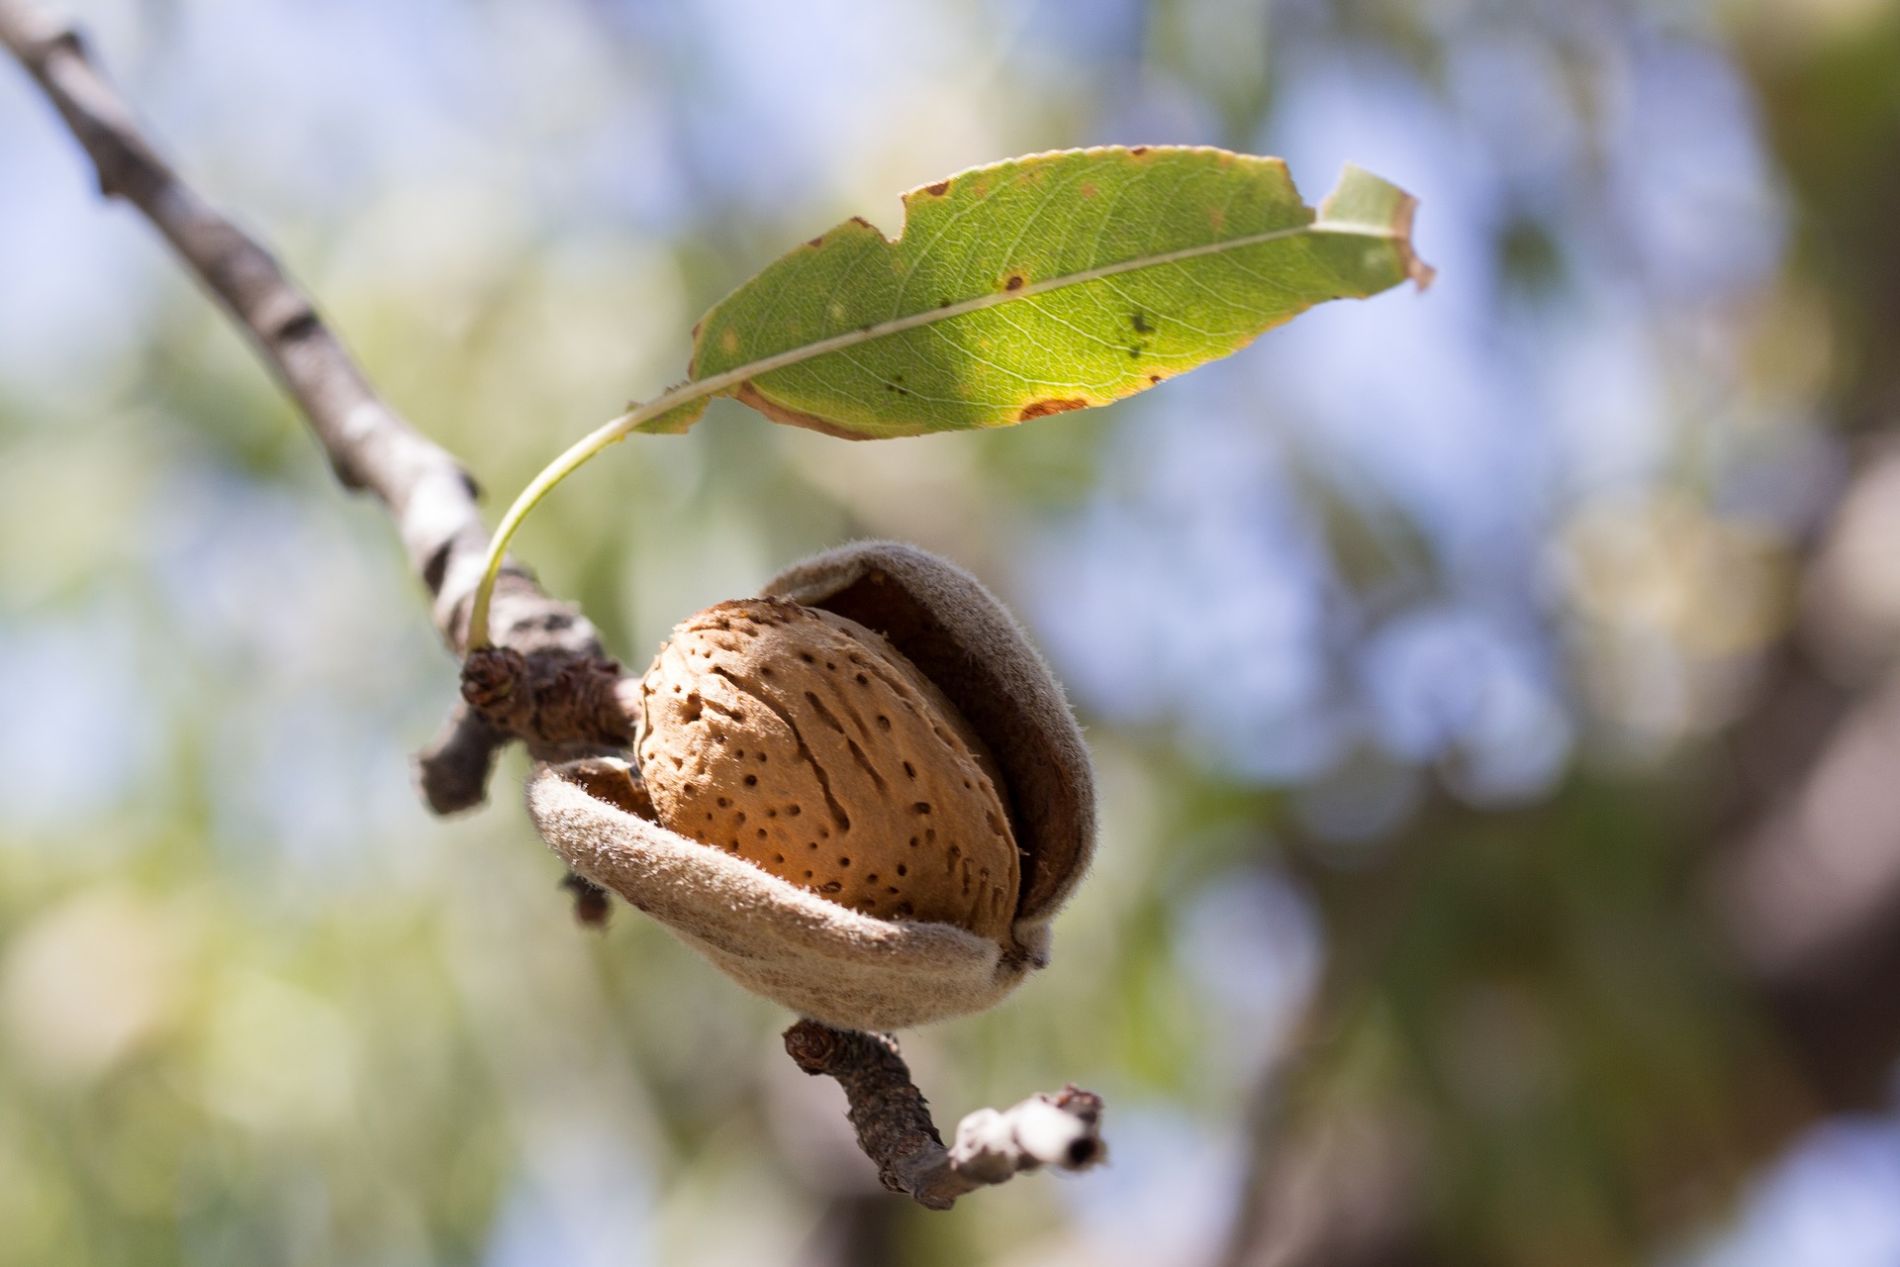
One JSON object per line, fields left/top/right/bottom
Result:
{"left": 784, "top": 1020, "right": 1105, "bottom": 1209}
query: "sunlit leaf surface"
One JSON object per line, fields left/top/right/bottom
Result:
{"left": 639, "top": 148, "right": 1430, "bottom": 438}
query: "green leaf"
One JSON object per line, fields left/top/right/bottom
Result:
{"left": 639, "top": 147, "right": 1431, "bottom": 440}
{"left": 468, "top": 147, "right": 1430, "bottom": 648}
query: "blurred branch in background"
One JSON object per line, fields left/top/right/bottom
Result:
{"left": 0, "top": 0, "right": 1104, "bottom": 1216}
{"left": 0, "top": 0, "right": 620, "bottom": 815}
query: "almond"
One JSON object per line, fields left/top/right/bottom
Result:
{"left": 637, "top": 597, "right": 1021, "bottom": 941}
{"left": 529, "top": 541, "right": 1096, "bottom": 1031}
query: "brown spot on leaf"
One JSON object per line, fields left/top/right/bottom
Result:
{"left": 1080, "top": 182, "right": 1098, "bottom": 199}
{"left": 1208, "top": 206, "right": 1226, "bottom": 231}
{"left": 1130, "top": 145, "right": 1150, "bottom": 156}
{"left": 808, "top": 235, "right": 824, "bottom": 248}
{"left": 735, "top": 381, "right": 868, "bottom": 440}
{"left": 1018, "top": 398, "right": 1087, "bottom": 420}
{"left": 1004, "top": 274, "right": 1024, "bottom": 291}
{"left": 849, "top": 215, "right": 873, "bottom": 229}
{"left": 720, "top": 328, "right": 740, "bottom": 355}
{"left": 1148, "top": 373, "right": 1163, "bottom": 385}
{"left": 923, "top": 179, "right": 950, "bottom": 196}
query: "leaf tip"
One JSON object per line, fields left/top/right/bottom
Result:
{"left": 1393, "top": 193, "right": 1435, "bottom": 292}
{"left": 1322, "top": 163, "right": 1435, "bottom": 292}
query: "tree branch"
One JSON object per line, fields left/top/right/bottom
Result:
{"left": 783, "top": 1019, "right": 1106, "bottom": 1210}
{"left": 0, "top": 0, "right": 622, "bottom": 812}
{"left": 1, "top": 3, "right": 1104, "bottom": 1212}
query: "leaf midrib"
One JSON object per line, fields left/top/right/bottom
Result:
{"left": 619, "top": 212, "right": 1406, "bottom": 434}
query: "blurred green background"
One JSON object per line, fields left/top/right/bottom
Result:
{"left": 5, "top": 1, "right": 1900, "bottom": 1263}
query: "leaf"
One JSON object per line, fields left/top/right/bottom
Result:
{"left": 468, "top": 148, "right": 1431, "bottom": 648}
{"left": 636, "top": 147, "right": 1431, "bottom": 440}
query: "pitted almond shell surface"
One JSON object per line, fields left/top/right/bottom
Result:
{"left": 763, "top": 541, "right": 1096, "bottom": 940}
{"left": 637, "top": 598, "right": 1021, "bottom": 941}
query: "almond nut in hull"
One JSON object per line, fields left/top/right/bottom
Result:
{"left": 637, "top": 598, "right": 1021, "bottom": 941}
{"left": 526, "top": 541, "right": 1096, "bottom": 1031}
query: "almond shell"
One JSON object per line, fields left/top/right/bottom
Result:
{"left": 526, "top": 540, "right": 1097, "bottom": 1031}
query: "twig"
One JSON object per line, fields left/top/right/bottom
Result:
{"left": 1, "top": 2, "right": 1102, "bottom": 1210}
{"left": 0, "top": 1, "right": 620, "bottom": 811}
{"left": 783, "top": 1019, "right": 1106, "bottom": 1209}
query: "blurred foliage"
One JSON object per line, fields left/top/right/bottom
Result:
{"left": 4, "top": 1, "right": 1900, "bottom": 1265}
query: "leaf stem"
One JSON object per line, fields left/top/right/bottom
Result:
{"left": 465, "top": 335, "right": 862, "bottom": 649}
{"left": 465, "top": 416, "right": 626, "bottom": 649}
{"left": 465, "top": 380, "right": 724, "bottom": 649}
